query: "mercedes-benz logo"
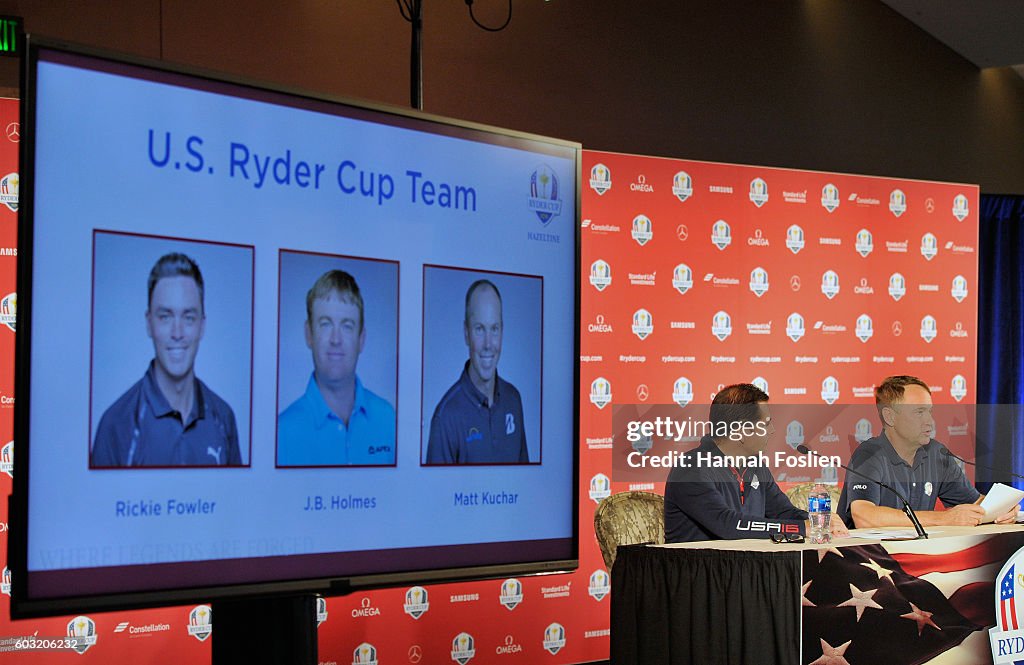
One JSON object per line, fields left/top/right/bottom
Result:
{"left": 676, "top": 224, "right": 688, "bottom": 241}
{"left": 5, "top": 122, "right": 18, "bottom": 143}
{"left": 636, "top": 384, "right": 649, "bottom": 402}
{"left": 790, "top": 275, "right": 801, "bottom": 291}
{"left": 925, "top": 197, "right": 935, "bottom": 213}
{"left": 892, "top": 321, "right": 903, "bottom": 336}
{"left": 408, "top": 645, "right": 423, "bottom": 663}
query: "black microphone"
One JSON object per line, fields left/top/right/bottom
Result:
{"left": 796, "top": 444, "right": 928, "bottom": 539}
{"left": 941, "top": 447, "right": 1024, "bottom": 483}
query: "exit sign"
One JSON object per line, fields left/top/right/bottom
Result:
{"left": 0, "top": 16, "right": 22, "bottom": 57}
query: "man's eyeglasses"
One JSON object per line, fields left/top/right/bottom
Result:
{"left": 770, "top": 533, "right": 806, "bottom": 544}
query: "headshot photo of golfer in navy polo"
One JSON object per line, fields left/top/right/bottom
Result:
{"left": 422, "top": 266, "right": 542, "bottom": 465}
{"left": 90, "top": 232, "right": 254, "bottom": 468}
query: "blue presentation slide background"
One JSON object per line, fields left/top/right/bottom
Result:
{"left": 27, "top": 53, "right": 576, "bottom": 571}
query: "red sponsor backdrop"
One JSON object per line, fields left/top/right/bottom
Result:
{"left": 0, "top": 126, "right": 978, "bottom": 663}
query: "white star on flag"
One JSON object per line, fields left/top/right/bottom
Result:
{"left": 802, "top": 580, "right": 816, "bottom": 607}
{"left": 836, "top": 583, "right": 882, "bottom": 621}
{"left": 808, "top": 638, "right": 852, "bottom": 665}
{"left": 859, "top": 558, "right": 895, "bottom": 581}
{"left": 900, "top": 602, "right": 941, "bottom": 635}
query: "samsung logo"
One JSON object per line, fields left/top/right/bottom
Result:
{"left": 0, "top": 247, "right": 14, "bottom": 256}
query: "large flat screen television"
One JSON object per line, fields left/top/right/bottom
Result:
{"left": 11, "top": 39, "right": 579, "bottom": 617}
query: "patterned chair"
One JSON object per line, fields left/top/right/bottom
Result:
{"left": 593, "top": 491, "right": 665, "bottom": 570}
{"left": 784, "top": 482, "right": 842, "bottom": 514}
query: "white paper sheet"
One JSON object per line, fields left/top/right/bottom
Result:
{"left": 980, "top": 482, "right": 1024, "bottom": 523}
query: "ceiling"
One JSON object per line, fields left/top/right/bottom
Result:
{"left": 881, "top": 0, "right": 1024, "bottom": 76}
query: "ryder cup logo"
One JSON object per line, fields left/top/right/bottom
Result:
{"left": 452, "top": 632, "right": 476, "bottom": 665}
{"left": 589, "top": 260, "right": 612, "bottom": 292}
{"left": 855, "top": 229, "right": 874, "bottom": 257}
{"left": 0, "top": 441, "right": 11, "bottom": 478}
{"left": 672, "top": 171, "right": 693, "bottom": 202}
{"left": 821, "top": 183, "right": 840, "bottom": 212}
{"left": 821, "top": 270, "right": 840, "bottom": 300}
{"left": 632, "top": 214, "right": 653, "bottom": 246}
{"left": 953, "top": 193, "right": 970, "bottom": 221}
{"left": 0, "top": 172, "right": 18, "bottom": 212}
{"left": 590, "top": 377, "right": 612, "bottom": 409}
{"left": 752, "top": 377, "right": 769, "bottom": 395}
{"left": 67, "top": 616, "right": 98, "bottom": 654}
{"left": 786, "top": 421, "right": 804, "bottom": 449}
{"left": 821, "top": 376, "right": 840, "bottom": 405}
{"left": 673, "top": 377, "right": 694, "bottom": 407}
{"left": 920, "top": 315, "right": 938, "bottom": 343}
{"left": 499, "top": 578, "right": 524, "bottom": 610}
{"left": 317, "top": 597, "right": 329, "bottom": 625}
{"left": 404, "top": 586, "right": 430, "bottom": 619}
{"left": 0, "top": 292, "right": 15, "bottom": 332}
{"left": 987, "top": 548, "right": 1024, "bottom": 663}
{"left": 952, "top": 275, "right": 968, "bottom": 303}
{"left": 921, "top": 232, "right": 938, "bottom": 260}
{"left": 749, "top": 177, "right": 769, "bottom": 207}
{"left": 711, "top": 219, "right": 732, "bottom": 250}
{"left": 353, "top": 643, "right": 378, "bottom": 665}
{"left": 786, "top": 313, "right": 805, "bottom": 342}
{"left": 855, "top": 418, "right": 874, "bottom": 443}
{"left": 749, "top": 267, "right": 769, "bottom": 297}
{"left": 889, "top": 189, "right": 907, "bottom": 217}
{"left": 712, "top": 311, "right": 732, "bottom": 341}
{"left": 786, "top": 224, "right": 805, "bottom": 254}
{"left": 672, "top": 263, "right": 694, "bottom": 295}
{"left": 889, "top": 273, "right": 906, "bottom": 301}
{"left": 589, "top": 570, "right": 611, "bottom": 601}
{"left": 1, "top": 566, "right": 10, "bottom": 596}
{"left": 528, "top": 165, "right": 562, "bottom": 225}
{"left": 855, "top": 314, "right": 874, "bottom": 342}
{"left": 632, "top": 308, "right": 653, "bottom": 340}
{"left": 952, "top": 375, "right": 968, "bottom": 402}
{"left": 589, "top": 163, "right": 612, "bottom": 195}
{"left": 543, "top": 623, "right": 567, "bottom": 655}
{"left": 590, "top": 474, "right": 611, "bottom": 503}
{"left": 188, "top": 605, "right": 213, "bottom": 642}
{"left": 633, "top": 434, "right": 653, "bottom": 454}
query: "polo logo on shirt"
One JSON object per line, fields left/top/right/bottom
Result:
{"left": 506, "top": 413, "right": 516, "bottom": 435}
{"left": 852, "top": 484, "right": 868, "bottom": 491}
{"left": 466, "top": 428, "right": 483, "bottom": 444}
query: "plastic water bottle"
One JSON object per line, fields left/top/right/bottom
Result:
{"left": 808, "top": 484, "right": 832, "bottom": 544}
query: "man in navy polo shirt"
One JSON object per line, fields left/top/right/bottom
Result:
{"left": 426, "top": 279, "right": 528, "bottom": 464}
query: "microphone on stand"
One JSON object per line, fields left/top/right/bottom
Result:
{"left": 940, "top": 447, "right": 1024, "bottom": 483}
{"left": 796, "top": 444, "right": 928, "bottom": 539}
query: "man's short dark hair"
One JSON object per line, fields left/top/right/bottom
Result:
{"left": 875, "top": 375, "right": 931, "bottom": 424}
{"left": 709, "top": 383, "right": 769, "bottom": 435}
{"left": 464, "top": 279, "right": 502, "bottom": 325}
{"left": 306, "top": 270, "right": 364, "bottom": 332}
{"left": 148, "top": 253, "right": 204, "bottom": 312}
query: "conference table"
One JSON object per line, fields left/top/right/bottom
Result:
{"left": 610, "top": 525, "right": 1024, "bottom": 665}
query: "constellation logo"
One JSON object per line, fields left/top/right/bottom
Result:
{"left": 920, "top": 315, "right": 938, "bottom": 343}
{"left": 590, "top": 377, "right": 612, "bottom": 409}
{"left": 888, "top": 273, "right": 906, "bottom": 301}
{"left": 632, "top": 308, "right": 653, "bottom": 340}
{"left": 951, "top": 275, "right": 968, "bottom": 303}
{"left": 188, "top": 605, "right": 213, "bottom": 641}
{"left": 889, "top": 188, "right": 907, "bottom": 217}
{"left": 821, "top": 376, "right": 840, "bottom": 405}
{"left": 921, "top": 232, "right": 938, "bottom": 260}
{"left": 673, "top": 377, "right": 694, "bottom": 407}
{"left": 749, "top": 177, "right": 769, "bottom": 207}
{"left": 67, "top": 616, "right": 98, "bottom": 654}
{"left": 317, "top": 596, "right": 329, "bottom": 626}
{"left": 855, "top": 418, "right": 874, "bottom": 443}
{"left": 630, "top": 173, "right": 654, "bottom": 193}
{"left": 590, "top": 474, "right": 611, "bottom": 503}
{"left": 855, "top": 314, "right": 873, "bottom": 342}
{"left": 712, "top": 311, "right": 732, "bottom": 341}
{"left": 749, "top": 267, "right": 769, "bottom": 297}
{"left": 786, "top": 313, "right": 805, "bottom": 342}
{"left": 951, "top": 375, "right": 967, "bottom": 402}
{"left": 786, "top": 421, "right": 804, "bottom": 449}
{"left": 353, "top": 643, "right": 378, "bottom": 665}
{"left": 952, "top": 193, "right": 969, "bottom": 221}
{"left": 589, "top": 259, "right": 612, "bottom": 292}
{"left": 711, "top": 219, "right": 732, "bottom": 250}
{"left": 528, "top": 165, "right": 562, "bottom": 225}
{"left": 589, "top": 163, "right": 612, "bottom": 195}
{"left": 672, "top": 263, "right": 694, "bottom": 295}
{"left": 0, "top": 441, "right": 11, "bottom": 478}
{"left": 451, "top": 632, "right": 476, "bottom": 665}
{"left": 821, "top": 270, "right": 840, "bottom": 300}
{"left": 499, "top": 578, "right": 524, "bottom": 610}
{"left": 672, "top": 170, "right": 693, "bottom": 202}
{"left": 588, "top": 570, "right": 611, "bottom": 601}
{"left": 855, "top": 229, "right": 873, "bottom": 257}
{"left": 404, "top": 586, "right": 430, "bottom": 619}
{"left": 543, "top": 623, "right": 567, "bottom": 656}
{"left": 821, "top": 183, "right": 840, "bottom": 213}
{"left": 752, "top": 376, "right": 769, "bottom": 395}
{"left": 632, "top": 214, "right": 653, "bottom": 246}
{"left": 786, "top": 224, "right": 805, "bottom": 254}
